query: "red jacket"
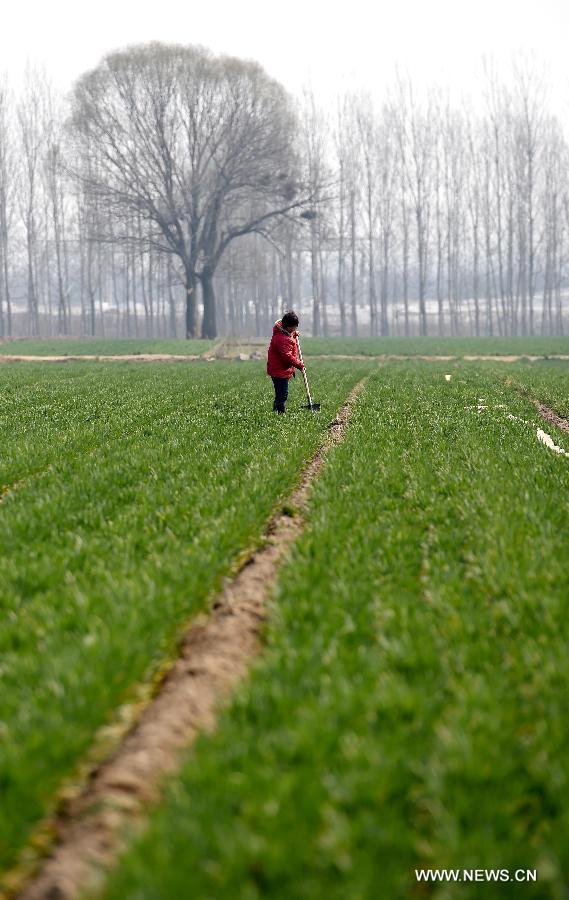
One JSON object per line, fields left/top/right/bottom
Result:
{"left": 267, "top": 321, "right": 304, "bottom": 379}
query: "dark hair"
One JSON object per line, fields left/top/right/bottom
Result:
{"left": 282, "top": 310, "right": 299, "bottom": 329}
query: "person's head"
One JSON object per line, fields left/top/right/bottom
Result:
{"left": 282, "top": 310, "right": 299, "bottom": 331}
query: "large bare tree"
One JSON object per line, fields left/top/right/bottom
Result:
{"left": 69, "top": 42, "right": 313, "bottom": 338}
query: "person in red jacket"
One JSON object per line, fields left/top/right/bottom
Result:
{"left": 267, "top": 310, "right": 304, "bottom": 414}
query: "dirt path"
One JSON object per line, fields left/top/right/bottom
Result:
{"left": 0, "top": 354, "right": 203, "bottom": 363}
{"left": 504, "top": 376, "right": 569, "bottom": 434}
{"left": 0, "top": 352, "right": 568, "bottom": 364}
{"left": 9, "top": 379, "right": 367, "bottom": 900}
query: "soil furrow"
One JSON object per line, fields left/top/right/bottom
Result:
{"left": 534, "top": 401, "right": 569, "bottom": 433}
{"left": 11, "top": 378, "right": 367, "bottom": 900}
{"left": 505, "top": 376, "right": 569, "bottom": 433}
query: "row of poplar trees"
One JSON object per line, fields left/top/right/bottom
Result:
{"left": 0, "top": 47, "right": 567, "bottom": 339}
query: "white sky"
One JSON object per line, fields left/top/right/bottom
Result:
{"left": 2, "top": 0, "right": 569, "bottom": 113}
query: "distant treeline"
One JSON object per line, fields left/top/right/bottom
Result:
{"left": 0, "top": 49, "right": 567, "bottom": 339}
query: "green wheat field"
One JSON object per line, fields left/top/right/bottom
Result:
{"left": 0, "top": 339, "right": 568, "bottom": 899}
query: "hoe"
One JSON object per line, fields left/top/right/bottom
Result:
{"left": 296, "top": 334, "right": 320, "bottom": 412}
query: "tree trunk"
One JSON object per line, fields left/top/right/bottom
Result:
{"left": 0, "top": 207, "right": 11, "bottom": 338}
{"left": 26, "top": 226, "right": 39, "bottom": 337}
{"left": 319, "top": 246, "right": 329, "bottom": 337}
{"left": 87, "top": 231, "right": 96, "bottom": 337}
{"left": 416, "top": 207, "right": 427, "bottom": 337}
{"left": 337, "top": 183, "right": 346, "bottom": 338}
{"left": 473, "top": 223, "right": 480, "bottom": 337}
{"left": 402, "top": 202, "right": 410, "bottom": 337}
{"left": 201, "top": 270, "right": 217, "bottom": 339}
{"left": 311, "top": 220, "right": 321, "bottom": 337}
{"left": 380, "top": 227, "right": 390, "bottom": 336}
{"left": 350, "top": 190, "right": 358, "bottom": 337}
{"left": 167, "top": 258, "right": 177, "bottom": 338}
{"left": 185, "top": 267, "right": 197, "bottom": 338}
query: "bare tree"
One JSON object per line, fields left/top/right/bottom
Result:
{"left": 43, "top": 84, "right": 72, "bottom": 334}
{"left": 301, "top": 89, "right": 330, "bottom": 337}
{"left": 377, "top": 103, "right": 398, "bottom": 336}
{"left": 332, "top": 99, "right": 349, "bottom": 337}
{"left": 393, "top": 77, "right": 434, "bottom": 336}
{"left": 441, "top": 100, "right": 465, "bottom": 335}
{"left": 465, "top": 116, "right": 484, "bottom": 335}
{"left": 341, "top": 97, "right": 361, "bottom": 337}
{"left": 69, "top": 43, "right": 315, "bottom": 339}
{"left": 355, "top": 94, "right": 380, "bottom": 336}
{"left": 17, "top": 68, "right": 47, "bottom": 337}
{"left": 484, "top": 63, "right": 509, "bottom": 334}
{"left": 512, "top": 58, "right": 547, "bottom": 335}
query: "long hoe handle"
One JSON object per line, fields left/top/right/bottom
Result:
{"left": 296, "top": 335, "right": 314, "bottom": 409}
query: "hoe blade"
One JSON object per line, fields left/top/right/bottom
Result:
{"left": 303, "top": 402, "right": 321, "bottom": 412}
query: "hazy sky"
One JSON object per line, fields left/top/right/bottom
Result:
{"left": 3, "top": 0, "right": 569, "bottom": 111}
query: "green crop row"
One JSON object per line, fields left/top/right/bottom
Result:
{"left": 104, "top": 363, "right": 569, "bottom": 899}
{"left": 0, "top": 338, "right": 213, "bottom": 356}
{"left": 0, "top": 365, "right": 203, "bottom": 489}
{"left": 3, "top": 335, "right": 569, "bottom": 359}
{"left": 496, "top": 360, "right": 569, "bottom": 418}
{"left": 0, "top": 360, "right": 372, "bottom": 873}
{"left": 302, "top": 335, "right": 569, "bottom": 357}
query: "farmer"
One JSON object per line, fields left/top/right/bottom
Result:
{"left": 267, "top": 310, "right": 304, "bottom": 414}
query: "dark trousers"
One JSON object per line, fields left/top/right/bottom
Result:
{"left": 271, "top": 376, "right": 289, "bottom": 413}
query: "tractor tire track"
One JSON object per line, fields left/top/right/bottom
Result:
{"left": 10, "top": 378, "right": 368, "bottom": 900}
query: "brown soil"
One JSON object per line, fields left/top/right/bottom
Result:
{"left": 505, "top": 376, "right": 569, "bottom": 433}
{"left": 1, "top": 352, "right": 567, "bottom": 364}
{"left": 13, "top": 379, "right": 367, "bottom": 900}
{"left": 534, "top": 402, "right": 569, "bottom": 433}
{"left": 0, "top": 479, "right": 26, "bottom": 504}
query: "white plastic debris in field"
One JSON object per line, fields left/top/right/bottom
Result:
{"left": 537, "top": 429, "right": 569, "bottom": 457}
{"left": 466, "top": 399, "right": 568, "bottom": 459}
{"left": 507, "top": 413, "right": 531, "bottom": 425}
{"left": 445, "top": 374, "right": 452, "bottom": 382}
